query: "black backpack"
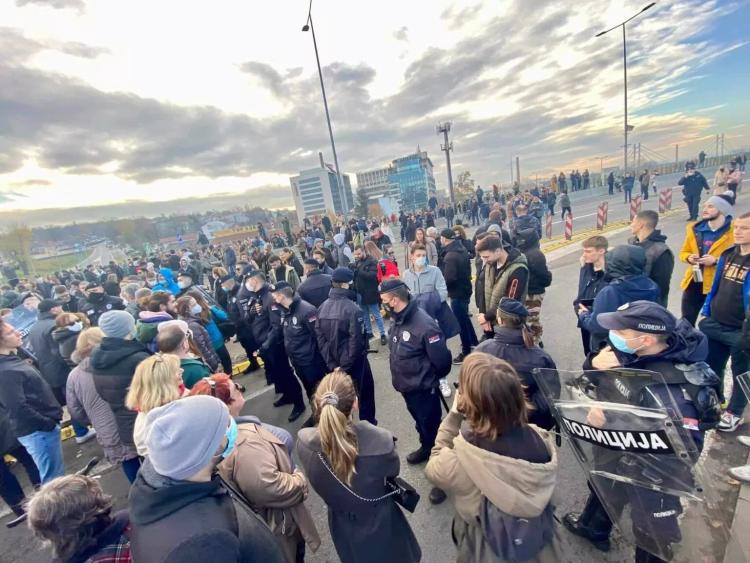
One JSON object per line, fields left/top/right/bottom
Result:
{"left": 479, "top": 497, "right": 555, "bottom": 562}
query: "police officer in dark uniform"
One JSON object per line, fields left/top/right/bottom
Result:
{"left": 271, "top": 281, "right": 326, "bottom": 424}
{"left": 314, "top": 267, "right": 377, "bottom": 425}
{"left": 220, "top": 274, "right": 260, "bottom": 373}
{"left": 77, "top": 281, "right": 125, "bottom": 326}
{"left": 379, "top": 278, "right": 453, "bottom": 505}
{"left": 563, "top": 301, "right": 720, "bottom": 562}
{"left": 297, "top": 259, "right": 332, "bottom": 308}
{"left": 241, "top": 270, "right": 305, "bottom": 422}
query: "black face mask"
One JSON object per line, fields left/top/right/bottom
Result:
{"left": 88, "top": 292, "right": 105, "bottom": 302}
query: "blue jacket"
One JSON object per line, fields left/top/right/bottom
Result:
{"left": 207, "top": 306, "right": 228, "bottom": 349}
{"left": 152, "top": 268, "right": 179, "bottom": 295}
{"left": 701, "top": 246, "right": 750, "bottom": 317}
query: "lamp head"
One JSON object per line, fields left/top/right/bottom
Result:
{"left": 302, "top": 24, "right": 310, "bottom": 32}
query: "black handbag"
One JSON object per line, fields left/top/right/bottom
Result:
{"left": 317, "top": 452, "right": 420, "bottom": 513}
{"left": 217, "top": 320, "right": 237, "bottom": 340}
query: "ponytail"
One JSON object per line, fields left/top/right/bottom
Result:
{"left": 520, "top": 324, "right": 535, "bottom": 349}
{"left": 499, "top": 311, "right": 535, "bottom": 349}
{"left": 314, "top": 369, "right": 359, "bottom": 485}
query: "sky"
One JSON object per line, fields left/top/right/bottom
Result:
{"left": 0, "top": 0, "right": 748, "bottom": 223}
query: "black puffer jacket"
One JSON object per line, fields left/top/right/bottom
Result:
{"left": 475, "top": 327, "right": 558, "bottom": 429}
{"left": 297, "top": 270, "right": 332, "bottom": 308}
{"left": 441, "top": 239, "right": 472, "bottom": 299}
{"left": 351, "top": 256, "right": 380, "bottom": 305}
{"left": 0, "top": 353, "right": 61, "bottom": 438}
{"left": 515, "top": 229, "right": 552, "bottom": 295}
{"left": 281, "top": 297, "right": 325, "bottom": 369}
{"left": 27, "top": 312, "right": 70, "bottom": 389}
{"left": 91, "top": 338, "right": 151, "bottom": 447}
{"left": 628, "top": 230, "right": 674, "bottom": 307}
{"left": 315, "top": 288, "right": 367, "bottom": 373}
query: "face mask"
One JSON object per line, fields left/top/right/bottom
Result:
{"left": 222, "top": 286, "right": 230, "bottom": 292}
{"left": 245, "top": 282, "right": 255, "bottom": 292}
{"left": 177, "top": 281, "right": 189, "bottom": 289}
{"left": 68, "top": 321, "right": 83, "bottom": 333}
{"left": 221, "top": 419, "right": 238, "bottom": 459}
{"left": 415, "top": 256, "right": 427, "bottom": 267}
{"left": 190, "top": 304, "right": 202, "bottom": 315}
{"left": 608, "top": 331, "right": 645, "bottom": 354}
{"left": 146, "top": 280, "right": 156, "bottom": 287}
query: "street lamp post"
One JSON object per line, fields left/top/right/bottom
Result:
{"left": 436, "top": 122, "right": 455, "bottom": 206}
{"left": 302, "top": 0, "right": 348, "bottom": 215}
{"left": 596, "top": 3, "right": 655, "bottom": 175}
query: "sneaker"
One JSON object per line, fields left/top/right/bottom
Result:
{"left": 439, "top": 379, "right": 452, "bottom": 398}
{"left": 380, "top": 334, "right": 387, "bottom": 346}
{"left": 75, "top": 428, "right": 97, "bottom": 445}
{"left": 429, "top": 486, "right": 447, "bottom": 505}
{"left": 452, "top": 352, "right": 467, "bottom": 365}
{"left": 729, "top": 465, "right": 750, "bottom": 483}
{"left": 718, "top": 412, "right": 744, "bottom": 433}
{"left": 406, "top": 446, "right": 430, "bottom": 465}
{"left": 737, "top": 436, "right": 750, "bottom": 448}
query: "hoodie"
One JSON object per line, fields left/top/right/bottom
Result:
{"left": 91, "top": 338, "right": 150, "bottom": 447}
{"left": 136, "top": 311, "right": 174, "bottom": 352}
{"left": 516, "top": 228, "right": 552, "bottom": 295}
{"left": 579, "top": 246, "right": 660, "bottom": 351}
{"left": 628, "top": 229, "right": 674, "bottom": 307}
{"left": 152, "top": 268, "right": 179, "bottom": 295}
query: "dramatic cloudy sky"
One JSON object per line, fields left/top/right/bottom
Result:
{"left": 0, "top": 0, "right": 748, "bottom": 220}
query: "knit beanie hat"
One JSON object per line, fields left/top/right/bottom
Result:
{"left": 146, "top": 395, "right": 230, "bottom": 480}
{"left": 98, "top": 311, "right": 135, "bottom": 339}
{"left": 706, "top": 194, "right": 733, "bottom": 217}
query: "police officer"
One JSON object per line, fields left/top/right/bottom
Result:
{"left": 241, "top": 270, "right": 305, "bottom": 422}
{"left": 271, "top": 281, "right": 326, "bottom": 424}
{"left": 315, "top": 267, "right": 377, "bottom": 425}
{"left": 563, "top": 301, "right": 720, "bottom": 562}
{"left": 219, "top": 274, "right": 260, "bottom": 373}
{"left": 379, "top": 278, "right": 452, "bottom": 505}
{"left": 77, "top": 281, "right": 125, "bottom": 326}
{"left": 297, "top": 259, "right": 332, "bottom": 308}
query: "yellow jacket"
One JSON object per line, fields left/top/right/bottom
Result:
{"left": 678, "top": 219, "right": 734, "bottom": 292}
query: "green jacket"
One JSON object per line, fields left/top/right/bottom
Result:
{"left": 180, "top": 357, "right": 212, "bottom": 389}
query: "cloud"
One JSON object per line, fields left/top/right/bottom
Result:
{"left": 11, "top": 179, "right": 51, "bottom": 187}
{"left": 393, "top": 26, "right": 409, "bottom": 42}
{"left": 57, "top": 41, "right": 109, "bottom": 59}
{"left": 16, "top": 0, "right": 84, "bottom": 12}
{"left": 239, "top": 61, "right": 287, "bottom": 98}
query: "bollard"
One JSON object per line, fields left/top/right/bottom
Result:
{"left": 545, "top": 213, "right": 553, "bottom": 239}
{"left": 629, "top": 195, "right": 642, "bottom": 221}
{"left": 564, "top": 212, "right": 573, "bottom": 240}
{"left": 596, "top": 201, "right": 609, "bottom": 230}
{"left": 665, "top": 189, "right": 672, "bottom": 210}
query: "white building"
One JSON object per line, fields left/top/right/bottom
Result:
{"left": 355, "top": 166, "right": 399, "bottom": 201}
{"left": 289, "top": 153, "right": 354, "bottom": 224}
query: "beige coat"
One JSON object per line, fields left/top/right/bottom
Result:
{"left": 425, "top": 411, "right": 562, "bottom": 563}
{"left": 219, "top": 422, "right": 321, "bottom": 563}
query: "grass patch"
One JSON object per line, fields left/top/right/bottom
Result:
{"left": 30, "top": 252, "right": 88, "bottom": 275}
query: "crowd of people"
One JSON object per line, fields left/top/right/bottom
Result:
{"left": 0, "top": 157, "right": 746, "bottom": 563}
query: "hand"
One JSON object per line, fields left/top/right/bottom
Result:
{"left": 450, "top": 390, "right": 463, "bottom": 415}
{"left": 698, "top": 255, "right": 717, "bottom": 266}
{"left": 480, "top": 321, "right": 492, "bottom": 332}
{"left": 577, "top": 303, "right": 589, "bottom": 315}
{"left": 254, "top": 303, "right": 262, "bottom": 314}
{"left": 591, "top": 346, "right": 621, "bottom": 370}
{"left": 587, "top": 407, "right": 607, "bottom": 428}
{"left": 252, "top": 350, "right": 259, "bottom": 357}
{"left": 687, "top": 254, "right": 700, "bottom": 265}
{"left": 477, "top": 313, "right": 486, "bottom": 324}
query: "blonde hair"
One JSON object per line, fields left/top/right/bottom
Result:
{"left": 125, "top": 353, "right": 181, "bottom": 412}
{"left": 71, "top": 328, "right": 104, "bottom": 364}
{"left": 313, "top": 369, "right": 359, "bottom": 485}
{"left": 363, "top": 240, "right": 382, "bottom": 260}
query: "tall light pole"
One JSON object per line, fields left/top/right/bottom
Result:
{"left": 302, "top": 0, "right": 348, "bottom": 215}
{"left": 596, "top": 3, "right": 656, "bottom": 175}
{"left": 436, "top": 122, "right": 455, "bottom": 206}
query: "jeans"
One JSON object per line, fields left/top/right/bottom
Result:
{"left": 446, "top": 217, "right": 454, "bottom": 228}
{"left": 51, "top": 386, "right": 89, "bottom": 439}
{"left": 360, "top": 303, "right": 385, "bottom": 337}
{"left": 450, "top": 297, "right": 478, "bottom": 354}
{"left": 216, "top": 344, "right": 232, "bottom": 374}
{"left": 561, "top": 207, "right": 571, "bottom": 221}
{"left": 121, "top": 456, "right": 142, "bottom": 484}
{"left": 624, "top": 188, "right": 632, "bottom": 203}
{"left": 0, "top": 445, "right": 40, "bottom": 515}
{"left": 686, "top": 192, "right": 701, "bottom": 220}
{"left": 17, "top": 426, "right": 65, "bottom": 484}
{"left": 699, "top": 317, "right": 749, "bottom": 414}
{"left": 681, "top": 281, "right": 706, "bottom": 326}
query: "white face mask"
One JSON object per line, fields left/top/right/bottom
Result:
{"left": 190, "top": 304, "right": 202, "bottom": 315}
{"left": 177, "top": 281, "right": 189, "bottom": 289}
{"left": 414, "top": 256, "right": 427, "bottom": 267}
{"left": 68, "top": 321, "right": 83, "bottom": 333}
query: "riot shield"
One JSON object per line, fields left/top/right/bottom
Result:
{"left": 736, "top": 371, "right": 750, "bottom": 404}
{"left": 533, "top": 367, "right": 737, "bottom": 562}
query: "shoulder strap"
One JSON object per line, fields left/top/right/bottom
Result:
{"left": 316, "top": 452, "right": 397, "bottom": 503}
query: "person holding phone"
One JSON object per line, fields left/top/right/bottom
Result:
{"left": 678, "top": 161, "right": 710, "bottom": 221}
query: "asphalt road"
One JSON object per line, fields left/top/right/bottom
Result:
{"left": 2, "top": 181, "right": 746, "bottom": 563}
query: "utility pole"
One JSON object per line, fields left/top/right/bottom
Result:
{"left": 515, "top": 156, "right": 521, "bottom": 188}
{"left": 715, "top": 134, "right": 720, "bottom": 158}
{"left": 436, "top": 122, "right": 455, "bottom": 206}
{"left": 637, "top": 142, "right": 641, "bottom": 171}
{"left": 510, "top": 158, "right": 514, "bottom": 184}
{"left": 675, "top": 144, "right": 679, "bottom": 168}
{"left": 720, "top": 134, "right": 725, "bottom": 160}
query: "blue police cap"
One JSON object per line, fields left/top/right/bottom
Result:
{"left": 331, "top": 267, "right": 354, "bottom": 283}
{"left": 498, "top": 297, "right": 528, "bottom": 317}
{"left": 379, "top": 278, "right": 407, "bottom": 293}
{"left": 271, "top": 281, "right": 292, "bottom": 292}
{"left": 598, "top": 301, "right": 676, "bottom": 334}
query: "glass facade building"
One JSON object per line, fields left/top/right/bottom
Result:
{"left": 388, "top": 150, "right": 437, "bottom": 213}
{"left": 289, "top": 161, "right": 353, "bottom": 224}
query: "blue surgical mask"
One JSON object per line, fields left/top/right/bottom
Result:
{"left": 415, "top": 256, "right": 427, "bottom": 267}
{"left": 221, "top": 419, "right": 238, "bottom": 459}
{"left": 608, "top": 331, "right": 644, "bottom": 354}
{"left": 190, "top": 304, "right": 202, "bottom": 315}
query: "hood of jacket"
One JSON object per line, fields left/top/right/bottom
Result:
{"left": 515, "top": 228, "right": 540, "bottom": 251}
{"left": 629, "top": 229, "right": 668, "bottom": 246}
{"left": 609, "top": 275, "right": 660, "bottom": 303}
{"left": 333, "top": 233, "right": 345, "bottom": 246}
{"left": 138, "top": 311, "right": 173, "bottom": 323}
{"left": 128, "top": 458, "right": 224, "bottom": 525}
{"left": 605, "top": 245, "right": 646, "bottom": 278}
{"left": 444, "top": 238, "right": 468, "bottom": 256}
{"left": 621, "top": 318, "right": 708, "bottom": 366}
{"left": 90, "top": 337, "right": 148, "bottom": 371}
{"left": 51, "top": 325, "right": 79, "bottom": 344}
{"left": 694, "top": 215, "right": 733, "bottom": 236}
{"left": 454, "top": 427, "right": 557, "bottom": 518}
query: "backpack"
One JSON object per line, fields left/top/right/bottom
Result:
{"left": 479, "top": 497, "right": 555, "bottom": 562}
{"left": 377, "top": 259, "right": 399, "bottom": 284}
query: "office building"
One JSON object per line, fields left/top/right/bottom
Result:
{"left": 388, "top": 149, "right": 437, "bottom": 212}
{"left": 356, "top": 166, "right": 400, "bottom": 201}
{"left": 289, "top": 153, "right": 354, "bottom": 224}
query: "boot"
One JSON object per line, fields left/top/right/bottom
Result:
{"left": 406, "top": 446, "right": 430, "bottom": 465}
{"left": 562, "top": 494, "right": 612, "bottom": 552}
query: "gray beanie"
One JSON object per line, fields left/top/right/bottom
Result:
{"left": 98, "top": 310, "right": 135, "bottom": 339}
{"left": 146, "top": 395, "right": 229, "bottom": 480}
{"left": 706, "top": 194, "right": 733, "bottom": 217}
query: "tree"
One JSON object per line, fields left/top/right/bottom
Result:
{"left": 0, "top": 224, "right": 33, "bottom": 275}
{"left": 354, "top": 187, "right": 369, "bottom": 218}
{"left": 454, "top": 170, "right": 476, "bottom": 202}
